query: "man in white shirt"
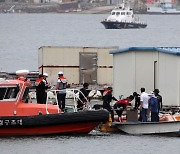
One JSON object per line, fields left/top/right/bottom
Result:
{"left": 140, "top": 87, "right": 149, "bottom": 122}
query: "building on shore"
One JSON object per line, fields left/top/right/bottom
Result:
{"left": 110, "top": 47, "right": 180, "bottom": 106}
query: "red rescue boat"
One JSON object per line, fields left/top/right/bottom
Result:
{"left": 0, "top": 70, "right": 109, "bottom": 137}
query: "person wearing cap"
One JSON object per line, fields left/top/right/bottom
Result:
{"left": 56, "top": 71, "right": 67, "bottom": 112}
{"left": 35, "top": 74, "right": 47, "bottom": 104}
{"left": 153, "top": 89, "right": 162, "bottom": 114}
{"left": 43, "top": 73, "right": 51, "bottom": 104}
{"left": 133, "top": 92, "right": 141, "bottom": 110}
{"left": 43, "top": 73, "right": 50, "bottom": 86}
{"left": 148, "top": 91, "right": 159, "bottom": 122}
{"left": 140, "top": 87, "right": 149, "bottom": 122}
{"left": 102, "top": 86, "right": 118, "bottom": 122}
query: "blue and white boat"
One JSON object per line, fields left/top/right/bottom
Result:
{"left": 101, "top": 3, "right": 147, "bottom": 29}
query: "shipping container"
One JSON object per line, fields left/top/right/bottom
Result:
{"left": 38, "top": 46, "right": 118, "bottom": 87}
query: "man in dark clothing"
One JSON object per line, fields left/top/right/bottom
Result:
{"left": 153, "top": 89, "right": 162, "bottom": 113}
{"left": 102, "top": 87, "right": 118, "bottom": 122}
{"left": 77, "top": 83, "right": 90, "bottom": 110}
{"left": 43, "top": 73, "right": 51, "bottom": 104}
{"left": 35, "top": 74, "right": 46, "bottom": 104}
{"left": 133, "top": 92, "right": 142, "bottom": 121}
{"left": 133, "top": 92, "right": 140, "bottom": 109}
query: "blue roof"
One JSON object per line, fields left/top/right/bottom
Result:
{"left": 110, "top": 47, "right": 180, "bottom": 56}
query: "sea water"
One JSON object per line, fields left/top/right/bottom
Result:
{"left": 0, "top": 14, "right": 180, "bottom": 72}
{"left": 0, "top": 13, "right": 180, "bottom": 154}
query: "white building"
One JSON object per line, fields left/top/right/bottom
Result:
{"left": 110, "top": 47, "right": 180, "bottom": 106}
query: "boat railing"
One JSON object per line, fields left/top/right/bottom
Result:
{"left": 45, "top": 88, "right": 91, "bottom": 114}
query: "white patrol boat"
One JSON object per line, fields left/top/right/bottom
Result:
{"left": 101, "top": 3, "right": 147, "bottom": 29}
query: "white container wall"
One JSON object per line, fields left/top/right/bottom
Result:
{"left": 38, "top": 46, "right": 118, "bottom": 86}
{"left": 111, "top": 47, "right": 180, "bottom": 106}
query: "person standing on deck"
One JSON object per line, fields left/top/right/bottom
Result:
{"left": 153, "top": 89, "right": 162, "bottom": 112}
{"left": 133, "top": 91, "right": 141, "bottom": 121}
{"left": 77, "top": 83, "right": 89, "bottom": 110}
{"left": 35, "top": 74, "right": 46, "bottom": 104}
{"left": 148, "top": 91, "right": 159, "bottom": 122}
{"left": 102, "top": 86, "right": 118, "bottom": 122}
{"left": 140, "top": 88, "right": 149, "bottom": 122}
{"left": 43, "top": 73, "right": 51, "bottom": 104}
{"left": 56, "top": 71, "right": 67, "bottom": 112}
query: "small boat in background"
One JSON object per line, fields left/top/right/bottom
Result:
{"left": 147, "top": 0, "right": 180, "bottom": 15}
{"left": 101, "top": 3, "right": 147, "bottom": 29}
{"left": 0, "top": 70, "right": 109, "bottom": 137}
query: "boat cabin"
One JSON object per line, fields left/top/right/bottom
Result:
{"left": 107, "top": 6, "right": 135, "bottom": 22}
{"left": 0, "top": 70, "right": 60, "bottom": 116}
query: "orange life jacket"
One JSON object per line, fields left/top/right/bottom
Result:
{"left": 103, "top": 89, "right": 111, "bottom": 96}
{"left": 35, "top": 78, "right": 43, "bottom": 86}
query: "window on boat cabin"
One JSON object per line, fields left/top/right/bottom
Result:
{"left": 112, "top": 12, "right": 115, "bottom": 15}
{"left": 0, "top": 86, "right": 20, "bottom": 100}
{"left": 127, "top": 12, "right": 132, "bottom": 15}
{"left": 22, "top": 87, "right": 30, "bottom": 103}
{"left": 121, "top": 12, "right": 126, "bottom": 15}
{"left": 0, "top": 88, "right": 6, "bottom": 100}
{"left": 116, "top": 12, "right": 120, "bottom": 16}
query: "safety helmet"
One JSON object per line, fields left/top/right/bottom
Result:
{"left": 43, "top": 73, "right": 48, "bottom": 77}
{"left": 58, "top": 71, "right": 63, "bottom": 75}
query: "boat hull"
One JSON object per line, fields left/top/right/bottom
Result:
{"left": 112, "top": 121, "right": 180, "bottom": 135}
{"left": 0, "top": 110, "right": 109, "bottom": 136}
{"left": 101, "top": 21, "right": 147, "bottom": 29}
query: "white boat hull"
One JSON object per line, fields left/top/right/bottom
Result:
{"left": 112, "top": 121, "right": 180, "bottom": 135}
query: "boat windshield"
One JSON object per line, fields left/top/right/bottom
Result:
{"left": 0, "top": 86, "right": 20, "bottom": 101}
{"left": 22, "top": 87, "right": 29, "bottom": 103}
{"left": 112, "top": 12, "right": 116, "bottom": 15}
{"left": 127, "top": 12, "right": 132, "bottom": 15}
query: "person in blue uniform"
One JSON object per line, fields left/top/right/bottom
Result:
{"left": 149, "top": 92, "right": 159, "bottom": 122}
{"left": 153, "top": 89, "right": 162, "bottom": 113}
